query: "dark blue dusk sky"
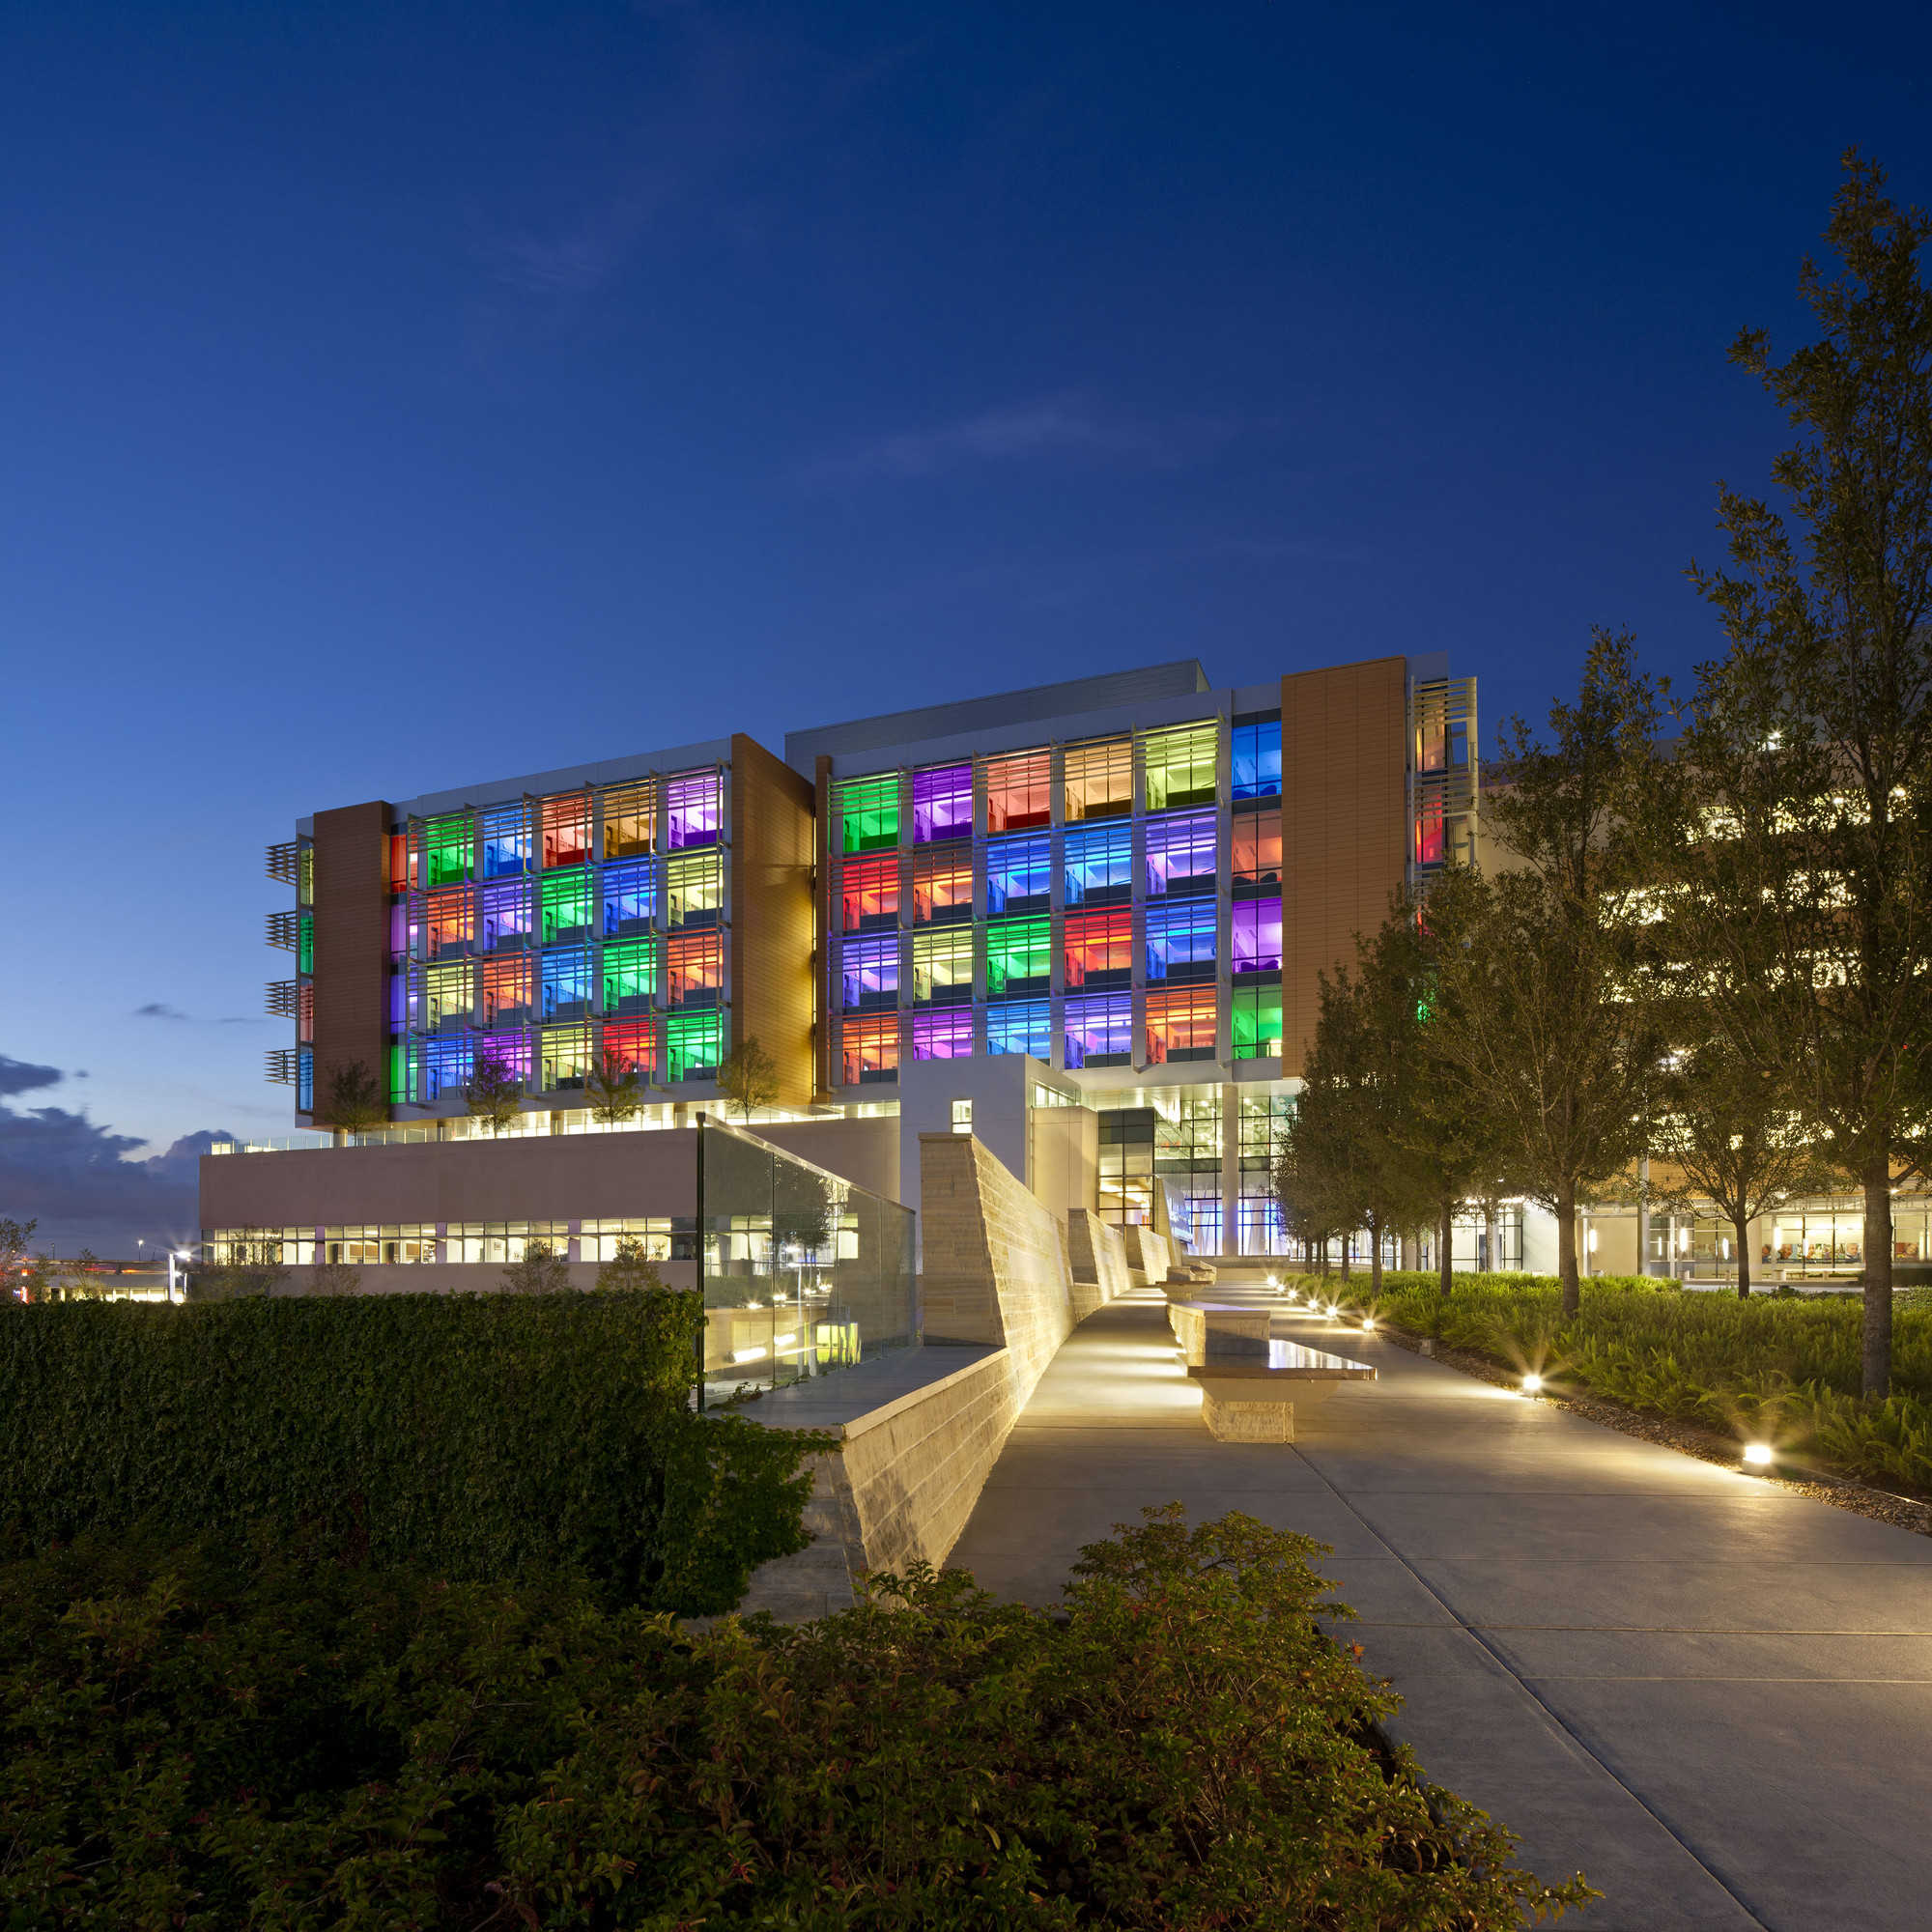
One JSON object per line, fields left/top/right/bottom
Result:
{"left": 2, "top": 1, "right": 1928, "bottom": 1246}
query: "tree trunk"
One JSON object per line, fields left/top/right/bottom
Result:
{"left": 1340, "top": 1238, "right": 1351, "bottom": 1279}
{"left": 1438, "top": 1198, "right": 1454, "bottom": 1298}
{"left": 1556, "top": 1176, "right": 1580, "bottom": 1317}
{"left": 1370, "top": 1219, "right": 1383, "bottom": 1294}
{"left": 1862, "top": 1153, "right": 1893, "bottom": 1400}
{"left": 1734, "top": 1212, "right": 1751, "bottom": 1300}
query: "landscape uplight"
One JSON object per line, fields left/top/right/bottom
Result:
{"left": 1742, "top": 1442, "right": 1774, "bottom": 1467}
{"left": 1521, "top": 1373, "right": 1544, "bottom": 1393}
{"left": 1361, "top": 1317, "right": 1376, "bottom": 1331}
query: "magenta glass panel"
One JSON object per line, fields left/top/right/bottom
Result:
{"left": 910, "top": 1009, "right": 974, "bottom": 1060}
{"left": 667, "top": 771, "right": 721, "bottom": 849}
{"left": 1232, "top": 899, "right": 1283, "bottom": 974}
{"left": 912, "top": 763, "right": 973, "bottom": 844}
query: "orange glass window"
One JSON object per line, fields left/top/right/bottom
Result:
{"left": 1065, "top": 737, "right": 1132, "bottom": 822}
{"left": 478, "top": 954, "right": 532, "bottom": 1028}
{"left": 986, "top": 749, "right": 1052, "bottom": 833}
{"left": 423, "top": 886, "right": 472, "bottom": 960}
{"left": 667, "top": 930, "right": 724, "bottom": 1008}
{"left": 840, "top": 855, "right": 899, "bottom": 931}
{"left": 1233, "top": 812, "right": 1281, "bottom": 888}
{"left": 841, "top": 1013, "right": 899, "bottom": 1085}
{"left": 602, "top": 1017, "right": 661, "bottom": 1080}
{"left": 542, "top": 790, "right": 593, "bottom": 869}
{"left": 912, "top": 850, "right": 973, "bottom": 924}
{"left": 1145, "top": 985, "right": 1218, "bottom": 1064}
{"left": 1065, "top": 908, "right": 1133, "bottom": 989}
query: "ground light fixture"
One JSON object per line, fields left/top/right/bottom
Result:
{"left": 1521, "top": 1373, "right": 1544, "bottom": 1394}
{"left": 1743, "top": 1442, "right": 1775, "bottom": 1467}
{"left": 1361, "top": 1317, "right": 1377, "bottom": 1331}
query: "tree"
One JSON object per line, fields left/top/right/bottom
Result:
{"left": 308, "top": 1261, "right": 363, "bottom": 1296}
{"left": 583, "top": 1046, "right": 643, "bottom": 1126}
{"left": 467, "top": 1047, "right": 524, "bottom": 1137}
{"left": 36, "top": 1250, "right": 108, "bottom": 1302}
{"left": 715, "top": 1034, "right": 780, "bottom": 1122}
{"left": 1429, "top": 633, "right": 1670, "bottom": 1316}
{"left": 1678, "top": 153, "right": 1932, "bottom": 1394}
{"left": 320, "top": 1059, "right": 386, "bottom": 1134}
{"left": 1356, "top": 899, "right": 1522, "bottom": 1297}
{"left": 187, "top": 1229, "right": 290, "bottom": 1301}
{"left": 502, "top": 1239, "right": 571, "bottom": 1294}
{"left": 1651, "top": 1037, "right": 1842, "bottom": 1298}
{"left": 0, "top": 1217, "right": 36, "bottom": 1303}
{"left": 595, "top": 1236, "right": 665, "bottom": 1293}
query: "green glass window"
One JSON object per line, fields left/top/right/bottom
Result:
{"left": 298, "top": 910, "right": 313, "bottom": 977}
{"left": 985, "top": 917, "right": 1051, "bottom": 998}
{"left": 1144, "top": 723, "right": 1220, "bottom": 812}
{"left": 603, "top": 936, "right": 659, "bottom": 1015}
{"left": 839, "top": 774, "right": 900, "bottom": 854}
{"left": 1232, "top": 979, "right": 1283, "bottom": 1060}
{"left": 668, "top": 1010, "right": 724, "bottom": 1082}
{"left": 423, "top": 813, "right": 474, "bottom": 887}
{"left": 541, "top": 869, "right": 595, "bottom": 944}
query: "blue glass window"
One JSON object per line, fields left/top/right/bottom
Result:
{"left": 480, "top": 803, "right": 531, "bottom": 879}
{"left": 603, "top": 858, "right": 659, "bottom": 936}
{"left": 1064, "top": 993, "right": 1132, "bottom": 1068}
{"left": 986, "top": 999, "right": 1052, "bottom": 1058}
{"left": 840, "top": 934, "right": 899, "bottom": 1010}
{"left": 1233, "top": 713, "right": 1282, "bottom": 801}
{"left": 986, "top": 834, "right": 1052, "bottom": 916}
{"left": 541, "top": 948, "right": 592, "bottom": 1021}
{"left": 1147, "top": 900, "right": 1218, "bottom": 982}
{"left": 1146, "top": 811, "right": 1217, "bottom": 896}
{"left": 1064, "top": 822, "right": 1132, "bottom": 907}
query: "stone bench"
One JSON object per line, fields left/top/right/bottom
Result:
{"left": 1168, "top": 1299, "right": 1273, "bottom": 1365}
{"left": 1187, "top": 1339, "right": 1376, "bottom": 1442}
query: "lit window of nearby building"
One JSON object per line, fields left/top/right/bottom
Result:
{"left": 1065, "top": 908, "right": 1132, "bottom": 990}
{"left": 1233, "top": 810, "right": 1281, "bottom": 889}
{"left": 667, "top": 770, "right": 721, "bottom": 850}
{"left": 478, "top": 804, "right": 527, "bottom": 880}
{"left": 1064, "top": 736, "right": 1131, "bottom": 822}
{"left": 838, "top": 774, "right": 899, "bottom": 853}
{"left": 1146, "top": 901, "right": 1217, "bottom": 982}
{"left": 600, "top": 861, "right": 655, "bottom": 937}
{"left": 840, "top": 933, "right": 899, "bottom": 1010}
{"left": 841, "top": 853, "right": 899, "bottom": 930}
{"left": 985, "top": 918, "right": 1050, "bottom": 998}
{"left": 604, "top": 1017, "right": 660, "bottom": 1080}
{"left": 986, "top": 999, "right": 1051, "bottom": 1058}
{"left": 985, "top": 749, "right": 1051, "bottom": 833}
{"left": 666, "top": 848, "right": 723, "bottom": 928}
{"left": 668, "top": 1010, "right": 723, "bottom": 1081}
{"left": 912, "top": 848, "right": 973, "bottom": 924}
{"left": 1232, "top": 712, "right": 1282, "bottom": 800}
{"left": 1065, "top": 992, "right": 1132, "bottom": 1068}
{"left": 911, "top": 927, "right": 974, "bottom": 1005}
{"left": 603, "top": 778, "right": 656, "bottom": 858}
{"left": 987, "top": 835, "right": 1052, "bottom": 915}
{"left": 668, "top": 930, "right": 723, "bottom": 1009}
{"left": 540, "top": 948, "right": 592, "bottom": 1020}
{"left": 1146, "top": 811, "right": 1216, "bottom": 896}
{"left": 1231, "top": 900, "right": 1282, "bottom": 975}
{"left": 912, "top": 762, "right": 973, "bottom": 843}
{"left": 1146, "top": 984, "right": 1217, "bottom": 1064}
{"left": 541, "top": 789, "right": 593, "bottom": 869}
{"left": 1064, "top": 822, "right": 1131, "bottom": 906}
{"left": 1232, "top": 980, "right": 1282, "bottom": 1060}
{"left": 913, "top": 1010, "right": 975, "bottom": 1060}
{"left": 1143, "top": 723, "right": 1219, "bottom": 812}
{"left": 841, "top": 1012, "right": 899, "bottom": 1084}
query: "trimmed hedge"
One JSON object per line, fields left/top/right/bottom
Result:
{"left": 1300, "top": 1270, "right": 1932, "bottom": 1492}
{"left": 0, "top": 1291, "right": 828, "bottom": 1613}
{"left": 0, "top": 1508, "right": 1596, "bottom": 1927}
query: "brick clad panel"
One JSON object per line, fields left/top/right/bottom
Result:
{"left": 728, "top": 734, "right": 817, "bottom": 1108}
{"left": 309, "top": 800, "right": 392, "bottom": 1125}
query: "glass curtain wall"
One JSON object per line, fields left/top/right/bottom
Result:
{"left": 696, "top": 1117, "right": 916, "bottom": 1406}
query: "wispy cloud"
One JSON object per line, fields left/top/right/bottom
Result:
{"left": 796, "top": 396, "right": 1263, "bottom": 491}
{"left": 133, "top": 1004, "right": 264, "bottom": 1028}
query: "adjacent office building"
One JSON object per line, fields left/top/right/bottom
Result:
{"left": 258, "top": 654, "right": 1475, "bottom": 1258}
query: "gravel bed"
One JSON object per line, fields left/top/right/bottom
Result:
{"left": 1376, "top": 1324, "right": 1932, "bottom": 1539}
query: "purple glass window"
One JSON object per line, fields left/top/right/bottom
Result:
{"left": 840, "top": 934, "right": 899, "bottom": 1010}
{"left": 911, "top": 1009, "right": 974, "bottom": 1061}
{"left": 1146, "top": 810, "right": 1217, "bottom": 895}
{"left": 912, "top": 762, "right": 973, "bottom": 844}
{"left": 1232, "top": 900, "right": 1282, "bottom": 975}
{"left": 667, "top": 772, "right": 721, "bottom": 850}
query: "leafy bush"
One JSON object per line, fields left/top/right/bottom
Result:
{"left": 0, "top": 1290, "right": 827, "bottom": 1613}
{"left": 1294, "top": 1269, "right": 1932, "bottom": 1490}
{"left": 0, "top": 1508, "right": 1594, "bottom": 1928}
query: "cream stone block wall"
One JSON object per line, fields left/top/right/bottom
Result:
{"left": 1066, "top": 1208, "right": 1131, "bottom": 1321}
{"left": 1124, "top": 1223, "right": 1174, "bottom": 1282}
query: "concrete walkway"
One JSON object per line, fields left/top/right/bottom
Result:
{"left": 945, "top": 1287, "right": 1932, "bottom": 1931}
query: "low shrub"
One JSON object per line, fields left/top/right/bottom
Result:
{"left": 0, "top": 1289, "right": 828, "bottom": 1613}
{"left": 1286, "top": 1270, "right": 1932, "bottom": 1490}
{"left": 0, "top": 1508, "right": 1594, "bottom": 1928}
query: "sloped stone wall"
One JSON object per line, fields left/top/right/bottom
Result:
{"left": 1124, "top": 1223, "right": 1174, "bottom": 1283}
{"left": 1066, "top": 1208, "right": 1131, "bottom": 1320}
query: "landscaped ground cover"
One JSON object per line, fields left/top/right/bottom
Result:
{"left": 0, "top": 1507, "right": 1591, "bottom": 1929}
{"left": 1300, "top": 1271, "right": 1932, "bottom": 1492}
